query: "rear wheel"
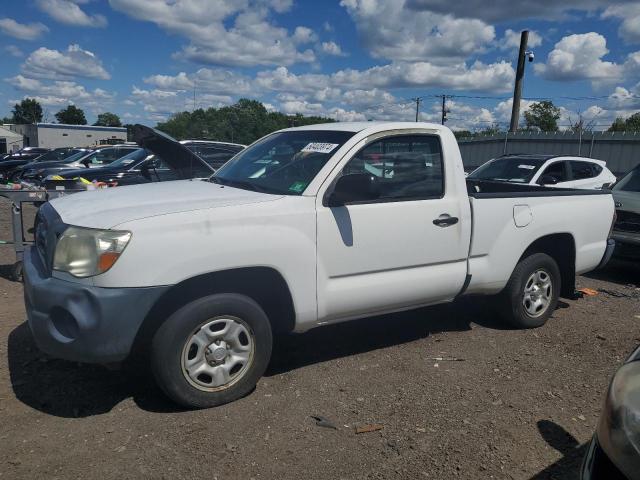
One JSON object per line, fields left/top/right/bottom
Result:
{"left": 496, "top": 253, "right": 560, "bottom": 328}
{"left": 150, "top": 293, "right": 272, "bottom": 408}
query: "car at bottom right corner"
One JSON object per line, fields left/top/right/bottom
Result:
{"left": 582, "top": 345, "right": 640, "bottom": 480}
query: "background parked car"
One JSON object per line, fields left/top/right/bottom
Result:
{"left": 0, "top": 147, "right": 50, "bottom": 163}
{"left": 19, "top": 145, "right": 140, "bottom": 184}
{"left": 581, "top": 345, "right": 640, "bottom": 480}
{"left": 53, "top": 148, "right": 176, "bottom": 186}
{"left": 0, "top": 147, "right": 87, "bottom": 183}
{"left": 611, "top": 164, "right": 640, "bottom": 261}
{"left": 180, "top": 140, "right": 245, "bottom": 170}
{"left": 468, "top": 154, "right": 617, "bottom": 189}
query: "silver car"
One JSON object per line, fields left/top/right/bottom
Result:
{"left": 612, "top": 164, "right": 640, "bottom": 260}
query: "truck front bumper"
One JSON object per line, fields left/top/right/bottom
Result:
{"left": 23, "top": 246, "right": 168, "bottom": 363}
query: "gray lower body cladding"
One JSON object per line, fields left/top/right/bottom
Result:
{"left": 23, "top": 246, "right": 168, "bottom": 363}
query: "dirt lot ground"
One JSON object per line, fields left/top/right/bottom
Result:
{"left": 0, "top": 197, "right": 638, "bottom": 480}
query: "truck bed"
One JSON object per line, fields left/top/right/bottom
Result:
{"left": 464, "top": 179, "right": 614, "bottom": 297}
{"left": 466, "top": 179, "right": 611, "bottom": 198}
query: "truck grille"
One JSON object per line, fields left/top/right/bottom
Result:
{"left": 614, "top": 210, "right": 640, "bottom": 234}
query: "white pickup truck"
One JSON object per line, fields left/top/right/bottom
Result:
{"left": 23, "top": 122, "right": 616, "bottom": 408}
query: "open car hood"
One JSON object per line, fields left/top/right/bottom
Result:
{"left": 131, "top": 124, "right": 214, "bottom": 178}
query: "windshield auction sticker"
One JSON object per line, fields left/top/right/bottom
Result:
{"left": 518, "top": 164, "right": 536, "bottom": 170}
{"left": 301, "top": 143, "right": 340, "bottom": 154}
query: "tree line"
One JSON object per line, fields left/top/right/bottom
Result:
{"left": 3, "top": 97, "right": 639, "bottom": 144}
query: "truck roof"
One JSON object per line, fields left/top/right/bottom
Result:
{"left": 280, "top": 121, "right": 448, "bottom": 134}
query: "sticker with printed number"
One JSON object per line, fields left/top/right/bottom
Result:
{"left": 301, "top": 143, "right": 339, "bottom": 154}
{"left": 518, "top": 164, "right": 536, "bottom": 170}
{"left": 289, "top": 181, "right": 307, "bottom": 193}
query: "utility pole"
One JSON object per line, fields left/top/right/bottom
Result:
{"left": 414, "top": 97, "right": 421, "bottom": 122}
{"left": 509, "top": 30, "right": 529, "bottom": 132}
{"left": 441, "top": 95, "right": 448, "bottom": 125}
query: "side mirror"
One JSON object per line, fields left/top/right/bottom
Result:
{"left": 326, "top": 173, "right": 379, "bottom": 207}
{"left": 539, "top": 175, "right": 559, "bottom": 185}
{"left": 80, "top": 158, "right": 90, "bottom": 167}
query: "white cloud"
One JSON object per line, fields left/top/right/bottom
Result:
{"left": 320, "top": 41, "right": 347, "bottom": 56}
{"left": 292, "top": 26, "right": 317, "bottom": 44}
{"left": 37, "top": 0, "right": 108, "bottom": 27}
{"left": 499, "top": 29, "right": 543, "bottom": 50}
{"left": 0, "top": 18, "right": 48, "bottom": 40}
{"left": 534, "top": 33, "right": 624, "bottom": 84}
{"left": 6, "top": 75, "right": 115, "bottom": 108}
{"left": 109, "top": 0, "right": 316, "bottom": 67}
{"left": 144, "top": 68, "right": 253, "bottom": 96}
{"left": 603, "top": 4, "right": 640, "bottom": 44}
{"left": 404, "top": 0, "right": 620, "bottom": 23}
{"left": 21, "top": 44, "right": 110, "bottom": 81}
{"left": 340, "top": 0, "right": 495, "bottom": 63}
{"left": 4, "top": 45, "right": 24, "bottom": 58}
{"left": 257, "top": 60, "right": 515, "bottom": 95}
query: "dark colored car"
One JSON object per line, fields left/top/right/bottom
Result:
{"left": 582, "top": 345, "right": 640, "bottom": 479}
{"left": 55, "top": 126, "right": 216, "bottom": 186}
{"left": 19, "top": 145, "right": 140, "bottom": 184}
{"left": 54, "top": 148, "right": 173, "bottom": 185}
{"left": 0, "top": 147, "right": 50, "bottom": 163}
{"left": 180, "top": 140, "right": 245, "bottom": 170}
{"left": 0, "top": 147, "right": 87, "bottom": 183}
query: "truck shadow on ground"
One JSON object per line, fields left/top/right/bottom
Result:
{"left": 8, "top": 297, "right": 506, "bottom": 418}
{"left": 529, "top": 420, "right": 587, "bottom": 480}
{"left": 585, "top": 258, "right": 639, "bottom": 287}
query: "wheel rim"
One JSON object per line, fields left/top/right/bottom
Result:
{"left": 180, "top": 316, "right": 255, "bottom": 392}
{"left": 522, "top": 269, "right": 553, "bottom": 318}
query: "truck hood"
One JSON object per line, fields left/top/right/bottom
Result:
{"left": 49, "top": 179, "right": 283, "bottom": 228}
{"left": 131, "top": 124, "right": 214, "bottom": 177}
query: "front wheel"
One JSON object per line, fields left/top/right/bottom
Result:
{"left": 151, "top": 293, "right": 273, "bottom": 408}
{"left": 496, "top": 253, "right": 560, "bottom": 328}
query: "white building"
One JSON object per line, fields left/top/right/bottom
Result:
{"left": 0, "top": 125, "right": 24, "bottom": 154}
{"left": 9, "top": 123, "right": 127, "bottom": 149}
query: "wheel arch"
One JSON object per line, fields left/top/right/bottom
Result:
{"left": 129, "top": 266, "right": 296, "bottom": 361}
{"left": 519, "top": 233, "right": 576, "bottom": 298}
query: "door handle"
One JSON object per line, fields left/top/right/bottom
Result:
{"left": 433, "top": 215, "right": 459, "bottom": 227}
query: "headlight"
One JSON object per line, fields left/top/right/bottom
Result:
{"left": 597, "top": 347, "right": 640, "bottom": 479}
{"left": 53, "top": 226, "right": 131, "bottom": 278}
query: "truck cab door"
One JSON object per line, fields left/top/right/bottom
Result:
{"left": 315, "top": 133, "right": 471, "bottom": 323}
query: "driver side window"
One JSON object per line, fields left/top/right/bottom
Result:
{"left": 342, "top": 135, "right": 444, "bottom": 201}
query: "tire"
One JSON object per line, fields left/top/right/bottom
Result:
{"left": 150, "top": 293, "right": 273, "bottom": 409}
{"left": 496, "top": 253, "right": 560, "bottom": 329}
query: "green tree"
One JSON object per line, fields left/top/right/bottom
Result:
{"left": 55, "top": 105, "right": 87, "bottom": 125}
{"left": 1, "top": 116, "right": 13, "bottom": 124}
{"left": 11, "top": 98, "right": 43, "bottom": 124}
{"left": 524, "top": 100, "right": 561, "bottom": 132}
{"left": 156, "top": 98, "right": 334, "bottom": 144}
{"left": 608, "top": 112, "right": 640, "bottom": 132}
{"left": 453, "top": 130, "right": 472, "bottom": 139}
{"left": 94, "top": 112, "right": 122, "bottom": 127}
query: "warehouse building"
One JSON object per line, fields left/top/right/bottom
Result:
{"left": 0, "top": 125, "right": 24, "bottom": 154}
{"left": 8, "top": 123, "right": 127, "bottom": 149}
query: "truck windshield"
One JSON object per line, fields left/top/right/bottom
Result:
{"left": 212, "top": 130, "right": 355, "bottom": 195}
{"left": 613, "top": 166, "right": 640, "bottom": 192}
{"left": 468, "top": 157, "right": 547, "bottom": 183}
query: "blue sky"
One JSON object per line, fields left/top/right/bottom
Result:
{"left": 1, "top": 0, "right": 639, "bottom": 131}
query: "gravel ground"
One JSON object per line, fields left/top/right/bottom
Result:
{"left": 0, "top": 197, "right": 638, "bottom": 480}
